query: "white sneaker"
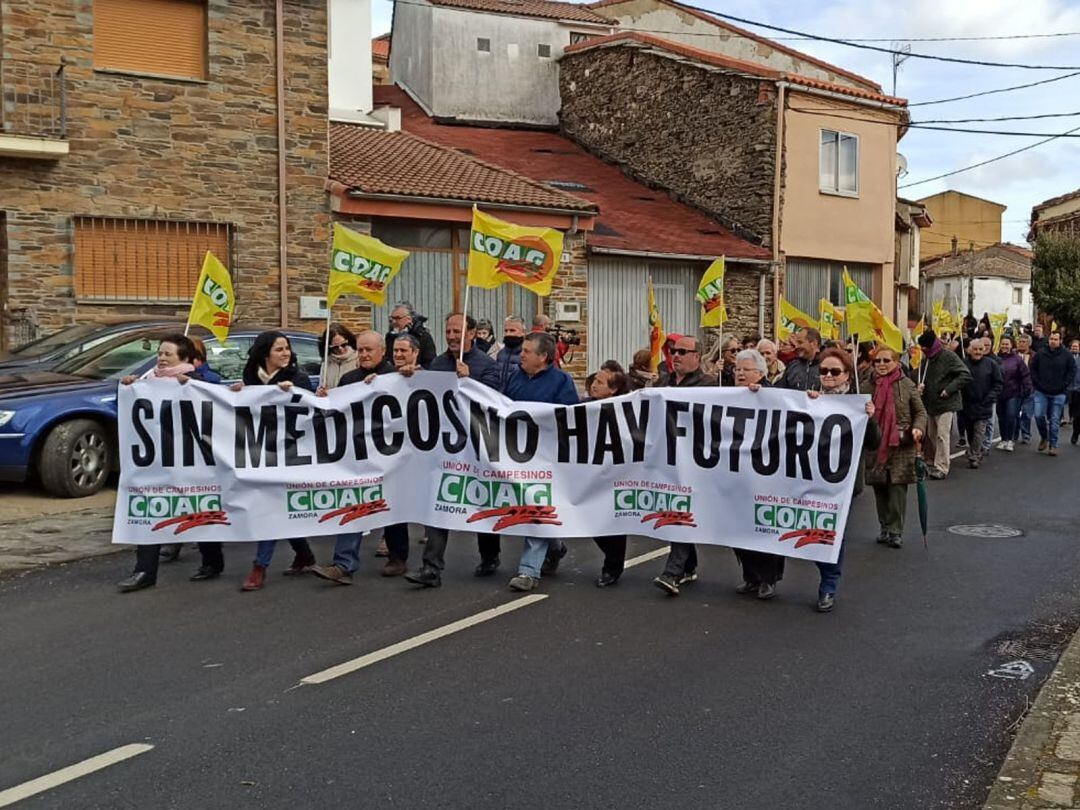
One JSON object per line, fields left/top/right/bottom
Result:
{"left": 1005, "top": 441, "right": 1015, "bottom": 452}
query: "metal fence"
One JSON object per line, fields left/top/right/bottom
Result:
{"left": 1, "top": 59, "right": 66, "bottom": 139}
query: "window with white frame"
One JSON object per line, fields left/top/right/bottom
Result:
{"left": 476, "top": 37, "right": 491, "bottom": 52}
{"left": 1013, "top": 286, "right": 1023, "bottom": 304}
{"left": 819, "top": 129, "right": 859, "bottom": 196}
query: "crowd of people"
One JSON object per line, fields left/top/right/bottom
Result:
{"left": 114, "top": 305, "right": 1077, "bottom": 616}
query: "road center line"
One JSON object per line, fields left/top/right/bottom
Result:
{"left": 622, "top": 547, "right": 669, "bottom": 569}
{"left": 0, "top": 744, "right": 154, "bottom": 808}
{"left": 300, "top": 594, "right": 548, "bottom": 685}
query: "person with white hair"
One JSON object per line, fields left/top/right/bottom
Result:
{"left": 757, "top": 338, "right": 786, "bottom": 385}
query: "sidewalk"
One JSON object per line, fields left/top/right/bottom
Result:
{"left": 0, "top": 486, "right": 120, "bottom": 575}
{"left": 985, "top": 631, "right": 1080, "bottom": 809}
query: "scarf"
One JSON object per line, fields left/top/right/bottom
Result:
{"left": 323, "top": 348, "right": 358, "bottom": 389}
{"left": 256, "top": 366, "right": 275, "bottom": 385}
{"left": 872, "top": 367, "right": 903, "bottom": 466}
{"left": 822, "top": 382, "right": 851, "bottom": 395}
{"left": 144, "top": 362, "right": 195, "bottom": 379}
{"left": 925, "top": 338, "right": 943, "bottom": 359}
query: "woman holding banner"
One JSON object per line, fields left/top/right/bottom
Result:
{"left": 231, "top": 331, "right": 317, "bottom": 591}
{"left": 117, "top": 334, "right": 226, "bottom": 592}
{"left": 806, "top": 348, "right": 880, "bottom": 612}
{"left": 866, "top": 346, "right": 927, "bottom": 550}
{"left": 583, "top": 365, "right": 631, "bottom": 587}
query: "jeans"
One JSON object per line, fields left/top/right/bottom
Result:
{"left": 331, "top": 532, "right": 363, "bottom": 574}
{"left": 815, "top": 542, "right": 846, "bottom": 596}
{"left": 661, "top": 542, "right": 698, "bottom": 578}
{"left": 965, "top": 417, "right": 989, "bottom": 463}
{"left": 1034, "top": 391, "right": 1067, "bottom": 448}
{"left": 982, "top": 415, "right": 994, "bottom": 452}
{"left": 1018, "top": 395, "right": 1035, "bottom": 441}
{"left": 421, "top": 528, "right": 501, "bottom": 572}
{"left": 518, "top": 536, "right": 556, "bottom": 579}
{"left": 254, "top": 538, "right": 313, "bottom": 568}
{"left": 997, "top": 397, "right": 1020, "bottom": 444}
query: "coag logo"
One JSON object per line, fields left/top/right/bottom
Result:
{"left": 437, "top": 473, "right": 561, "bottom": 531}
{"left": 201, "top": 277, "right": 232, "bottom": 327}
{"left": 471, "top": 231, "right": 555, "bottom": 286}
{"left": 614, "top": 488, "right": 696, "bottom": 528}
{"left": 128, "top": 493, "right": 231, "bottom": 534}
{"left": 287, "top": 485, "right": 389, "bottom": 526}
{"left": 695, "top": 281, "right": 724, "bottom": 314}
{"left": 754, "top": 504, "right": 838, "bottom": 548}
{"left": 331, "top": 249, "right": 394, "bottom": 291}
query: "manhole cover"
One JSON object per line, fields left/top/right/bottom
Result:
{"left": 948, "top": 524, "right": 1024, "bottom": 538}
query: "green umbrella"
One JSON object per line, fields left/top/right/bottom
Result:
{"left": 914, "top": 441, "right": 929, "bottom": 549}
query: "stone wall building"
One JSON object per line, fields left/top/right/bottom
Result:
{"left": 1030, "top": 189, "right": 1080, "bottom": 240}
{"left": 0, "top": 0, "right": 333, "bottom": 349}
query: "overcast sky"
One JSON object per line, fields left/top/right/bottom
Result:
{"left": 371, "top": 0, "right": 1080, "bottom": 246}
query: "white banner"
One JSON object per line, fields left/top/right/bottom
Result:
{"left": 112, "top": 374, "right": 869, "bottom": 563}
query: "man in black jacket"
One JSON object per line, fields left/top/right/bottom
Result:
{"left": 961, "top": 337, "right": 1003, "bottom": 469}
{"left": 385, "top": 301, "right": 437, "bottom": 368}
{"left": 779, "top": 327, "right": 821, "bottom": 391}
{"left": 405, "top": 314, "right": 503, "bottom": 588}
{"left": 1031, "top": 330, "right": 1076, "bottom": 456}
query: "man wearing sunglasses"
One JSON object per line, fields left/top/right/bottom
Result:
{"left": 779, "top": 327, "right": 822, "bottom": 391}
{"left": 650, "top": 335, "right": 716, "bottom": 595}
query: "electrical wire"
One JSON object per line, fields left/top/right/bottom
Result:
{"left": 788, "top": 106, "right": 1080, "bottom": 125}
{"left": 908, "top": 124, "right": 1080, "bottom": 136}
{"left": 671, "top": 2, "right": 1080, "bottom": 69}
{"left": 769, "top": 32, "right": 1080, "bottom": 43}
{"left": 909, "top": 72, "right": 1080, "bottom": 106}
{"left": 898, "top": 123, "right": 1080, "bottom": 188}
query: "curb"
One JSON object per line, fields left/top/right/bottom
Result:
{"left": 984, "top": 629, "right": 1080, "bottom": 808}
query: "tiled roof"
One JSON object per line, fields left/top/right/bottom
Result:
{"left": 372, "top": 85, "right": 771, "bottom": 260}
{"left": 1033, "top": 188, "right": 1080, "bottom": 213}
{"left": 330, "top": 124, "right": 597, "bottom": 212}
{"left": 563, "top": 31, "right": 907, "bottom": 106}
{"left": 588, "top": 0, "right": 881, "bottom": 93}
{"left": 921, "top": 243, "right": 1032, "bottom": 281}
{"left": 426, "top": 0, "right": 610, "bottom": 24}
{"left": 372, "top": 34, "right": 390, "bottom": 61}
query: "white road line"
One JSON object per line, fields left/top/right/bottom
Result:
{"left": 301, "top": 594, "right": 548, "bottom": 685}
{"left": 0, "top": 744, "right": 153, "bottom": 808}
{"left": 950, "top": 437, "right": 1001, "bottom": 459}
{"left": 622, "top": 547, "right": 669, "bottom": 569}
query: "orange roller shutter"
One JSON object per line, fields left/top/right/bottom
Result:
{"left": 93, "top": 0, "right": 208, "bottom": 80}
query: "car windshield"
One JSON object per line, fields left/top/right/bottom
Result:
{"left": 8, "top": 324, "right": 100, "bottom": 358}
{"left": 52, "top": 334, "right": 163, "bottom": 381}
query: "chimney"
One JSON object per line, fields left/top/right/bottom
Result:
{"left": 328, "top": 0, "right": 374, "bottom": 123}
{"left": 371, "top": 105, "right": 401, "bottom": 132}
{"left": 951, "top": 236, "right": 958, "bottom": 256}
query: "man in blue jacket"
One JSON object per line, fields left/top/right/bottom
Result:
{"left": 494, "top": 315, "right": 526, "bottom": 391}
{"left": 405, "top": 313, "right": 501, "bottom": 588}
{"left": 502, "top": 332, "right": 578, "bottom": 591}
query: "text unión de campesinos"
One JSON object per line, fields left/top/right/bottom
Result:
{"left": 127, "top": 393, "right": 855, "bottom": 482}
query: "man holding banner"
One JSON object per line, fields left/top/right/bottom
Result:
{"left": 406, "top": 313, "right": 503, "bottom": 588}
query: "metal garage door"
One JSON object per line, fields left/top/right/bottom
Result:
{"left": 587, "top": 257, "right": 702, "bottom": 371}
{"left": 785, "top": 259, "right": 873, "bottom": 338}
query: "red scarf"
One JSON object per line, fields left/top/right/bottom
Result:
{"left": 872, "top": 367, "right": 903, "bottom": 466}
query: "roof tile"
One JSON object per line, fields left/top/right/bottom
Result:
{"left": 330, "top": 124, "right": 598, "bottom": 212}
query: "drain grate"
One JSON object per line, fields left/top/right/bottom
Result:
{"left": 948, "top": 524, "right": 1024, "bottom": 538}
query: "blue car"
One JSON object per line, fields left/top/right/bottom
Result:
{"left": 0, "top": 326, "right": 324, "bottom": 497}
{"left": 0, "top": 318, "right": 186, "bottom": 375}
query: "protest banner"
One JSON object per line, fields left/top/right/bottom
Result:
{"left": 113, "top": 376, "right": 869, "bottom": 564}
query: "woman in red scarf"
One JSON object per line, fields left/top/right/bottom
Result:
{"left": 866, "top": 346, "right": 928, "bottom": 549}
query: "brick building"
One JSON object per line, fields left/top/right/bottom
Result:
{"left": 0, "top": 0, "right": 332, "bottom": 349}
{"left": 1030, "top": 189, "right": 1080, "bottom": 240}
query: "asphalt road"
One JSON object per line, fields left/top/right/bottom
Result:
{"left": 2, "top": 441, "right": 1080, "bottom": 809}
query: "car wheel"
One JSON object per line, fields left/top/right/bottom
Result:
{"left": 39, "top": 419, "right": 111, "bottom": 498}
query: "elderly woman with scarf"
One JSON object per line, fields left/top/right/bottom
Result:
{"left": 867, "top": 345, "right": 927, "bottom": 549}
{"left": 317, "top": 323, "right": 359, "bottom": 392}
{"left": 805, "top": 347, "right": 880, "bottom": 612}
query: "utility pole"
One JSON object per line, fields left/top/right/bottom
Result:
{"left": 967, "top": 241, "right": 976, "bottom": 321}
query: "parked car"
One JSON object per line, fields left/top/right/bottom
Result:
{"left": 0, "top": 318, "right": 185, "bottom": 375}
{"left": 0, "top": 326, "right": 323, "bottom": 497}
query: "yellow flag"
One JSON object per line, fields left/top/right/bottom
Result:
{"left": 776, "top": 297, "right": 819, "bottom": 342}
{"left": 329, "top": 222, "right": 410, "bottom": 307}
{"left": 818, "top": 298, "right": 844, "bottom": 341}
{"left": 842, "top": 268, "right": 874, "bottom": 340}
{"left": 188, "top": 251, "right": 234, "bottom": 344}
{"left": 696, "top": 257, "right": 727, "bottom": 327}
{"left": 932, "top": 300, "right": 956, "bottom": 334}
{"left": 990, "top": 313, "right": 1009, "bottom": 352}
{"left": 467, "top": 208, "right": 563, "bottom": 296}
{"left": 909, "top": 317, "right": 926, "bottom": 369}
{"left": 647, "top": 276, "right": 666, "bottom": 373}
{"left": 1052, "top": 320, "right": 1059, "bottom": 333}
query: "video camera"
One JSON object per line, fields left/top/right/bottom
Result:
{"left": 545, "top": 324, "right": 581, "bottom": 346}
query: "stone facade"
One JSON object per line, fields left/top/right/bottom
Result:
{"left": 559, "top": 48, "right": 778, "bottom": 247}
{"left": 0, "top": 0, "right": 336, "bottom": 347}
